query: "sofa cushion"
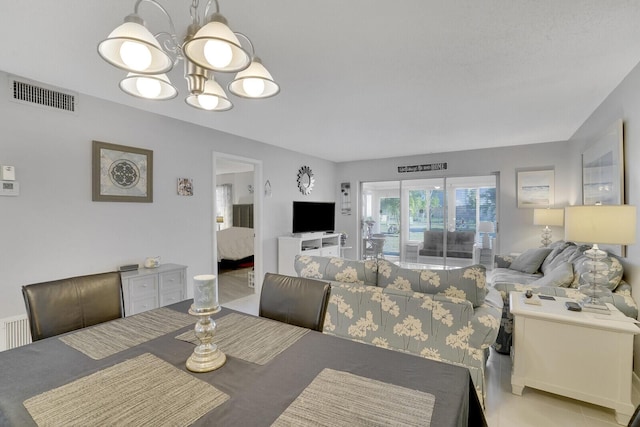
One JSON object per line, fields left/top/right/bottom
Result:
{"left": 509, "top": 248, "right": 552, "bottom": 274}
{"left": 540, "top": 241, "right": 572, "bottom": 275}
{"left": 376, "top": 260, "right": 487, "bottom": 307}
{"left": 491, "top": 268, "right": 541, "bottom": 286}
{"left": 530, "top": 262, "right": 574, "bottom": 287}
{"left": 295, "top": 255, "right": 378, "bottom": 286}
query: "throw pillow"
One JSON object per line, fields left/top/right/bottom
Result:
{"left": 509, "top": 248, "right": 553, "bottom": 274}
{"left": 572, "top": 254, "right": 624, "bottom": 290}
{"left": 530, "top": 263, "right": 574, "bottom": 287}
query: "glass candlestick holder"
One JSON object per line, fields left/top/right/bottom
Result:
{"left": 186, "top": 275, "right": 226, "bottom": 372}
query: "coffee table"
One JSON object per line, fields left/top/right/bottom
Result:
{"left": 509, "top": 292, "right": 640, "bottom": 425}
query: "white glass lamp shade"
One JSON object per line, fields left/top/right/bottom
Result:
{"left": 185, "top": 79, "right": 232, "bottom": 111}
{"left": 119, "top": 73, "right": 178, "bottom": 100}
{"left": 565, "top": 205, "right": 636, "bottom": 245}
{"left": 228, "top": 58, "right": 280, "bottom": 99}
{"left": 192, "top": 274, "right": 219, "bottom": 312}
{"left": 98, "top": 16, "right": 173, "bottom": 74}
{"left": 533, "top": 208, "right": 564, "bottom": 226}
{"left": 183, "top": 14, "right": 250, "bottom": 73}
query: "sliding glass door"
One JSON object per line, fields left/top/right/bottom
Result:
{"left": 361, "top": 175, "right": 497, "bottom": 267}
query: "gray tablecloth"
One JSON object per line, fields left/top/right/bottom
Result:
{"left": 0, "top": 300, "right": 486, "bottom": 427}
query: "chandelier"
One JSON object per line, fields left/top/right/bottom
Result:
{"left": 97, "top": 0, "right": 279, "bottom": 112}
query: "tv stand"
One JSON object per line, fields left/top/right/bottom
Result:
{"left": 278, "top": 233, "right": 340, "bottom": 276}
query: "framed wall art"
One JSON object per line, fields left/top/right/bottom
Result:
{"left": 92, "top": 140, "right": 153, "bottom": 202}
{"left": 582, "top": 119, "right": 624, "bottom": 206}
{"left": 177, "top": 178, "right": 193, "bottom": 196}
{"left": 516, "top": 169, "right": 554, "bottom": 208}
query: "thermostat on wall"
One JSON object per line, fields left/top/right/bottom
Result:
{"left": 0, "top": 180, "right": 19, "bottom": 196}
{"left": 1, "top": 166, "right": 15, "bottom": 181}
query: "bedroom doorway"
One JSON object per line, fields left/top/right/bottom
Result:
{"left": 213, "top": 153, "right": 263, "bottom": 306}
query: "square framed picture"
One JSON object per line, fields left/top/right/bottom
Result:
{"left": 92, "top": 140, "right": 153, "bottom": 202}
{"left": 516, "top": 169, "right": 554, "bottom": 208}
{"left": 177, "top": 178, "right": 193, "bottom": 196}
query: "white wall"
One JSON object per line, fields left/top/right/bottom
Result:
{"left": 335, "top": 141, "right": 578, "bottom": 257}
{"left": 0, "top": 70, "right": 337, "bottom": 320}
{"left": 217, "top": 171, "right": 255, "bottom": 204}
{"left": 567, "top": 59, "right": 640, "bottom": 374}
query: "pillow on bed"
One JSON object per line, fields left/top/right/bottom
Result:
{"left": 509, "top": 248, "right": 552, "bottom": 274}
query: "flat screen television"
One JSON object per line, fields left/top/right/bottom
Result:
{"left": 292, "top": 201, "right": 335, "bottom": 234}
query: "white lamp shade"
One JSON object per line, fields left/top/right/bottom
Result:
{"left": 185, "top": 79, "right": 232, "bottom": 111}
{"left": 228, "top": 58, "right": 280, "bottom": 99}
{"left": 183, "top": 16, "right": 250, "bottom": 72}
{"left": 119, "top": 73, "right": 178, "bottom": 100}
{"left": 565, "top": 205, "right": 636, "bottom": 245}
{"left": 533, "top": 208, "right": 564, "bottom": 227}
{"left": 98, "top": 19, "right": 173, "bottom": 74}
{"left": 478, "top": 221, "right": 494, "bottom": 233}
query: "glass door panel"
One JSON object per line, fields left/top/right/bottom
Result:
{"left": 400, "top": 178, "right": 445, "bottom": 266}
{"left": 361, "top": 181, "right": 400, "bottom": 261}
{"left": 445, "top": 176, "right": 497, "bottom": 267}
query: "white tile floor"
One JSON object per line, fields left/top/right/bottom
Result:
{"left": 223, "top": 293, "right": 634, "bottom": 427}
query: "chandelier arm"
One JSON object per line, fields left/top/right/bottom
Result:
{"left": 204, "top": 0, "right": 220, "bottom": 18}
{"left": 132, "top": 0, "right": 183, "bottom": 65}
{"left": 190, "top": 0, "right": 201, "bottom": 26}
{"left": 234, "top": 32, "right": 255, "bottom": 58}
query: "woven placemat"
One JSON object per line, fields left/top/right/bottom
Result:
{"left": 176, "top": 313, "right": 309, "bottom": 365}
{"left": 24, "top": 353, "right": 229, "bottom": 427}
{"left": 59, "top": 307, "right": 195, "bottom": 359}
{"left": 272, "top": 368, "right": 435, "bottom": 426}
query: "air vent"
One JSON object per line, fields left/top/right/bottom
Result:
{"left": 10, "top": 76, "right": 77, "bottom": 113}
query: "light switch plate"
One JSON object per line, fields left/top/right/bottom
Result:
{"left": 0, "top": 180, "right": 19, "bottom": 196}
{"left": 1, "top": 166, "right": 15, "bottom": 181}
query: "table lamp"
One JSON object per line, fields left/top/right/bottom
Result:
{"left": 564, "top": 205, "right": 636, "bottom": 308}
{"left": 478, "top": 221, "right": 494, "bottom": 248}
{"left": 216, "top": 215, "right": 224, "bottom": 230}
{"left": 533, "top": 208, "right": 564, "bottom": 247}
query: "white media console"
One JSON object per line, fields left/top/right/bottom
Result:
{"left": 278, "top": 233, "right": 341, "bottom": 276}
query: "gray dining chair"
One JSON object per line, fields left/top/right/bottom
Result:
{"left": 22, "top": 271, "right": 124, "bottom": 341}
{"left": 259, "top": 273, "right": 330, "bottom": 331}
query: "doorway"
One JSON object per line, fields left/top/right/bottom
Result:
{"left": 213, "top": 153, "right": 263, "bottom": 305}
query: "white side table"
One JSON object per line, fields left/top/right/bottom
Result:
{"left": 510, "top": 292, "right": 640, "bottom": 425}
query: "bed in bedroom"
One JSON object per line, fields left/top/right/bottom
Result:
{"left": 217, "top": 204, "right": 254, "bottom": 270}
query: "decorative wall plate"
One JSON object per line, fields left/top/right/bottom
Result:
{"left": 297, "top": 166, "right": 315, "bottom": 195}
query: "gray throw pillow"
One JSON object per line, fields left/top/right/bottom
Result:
{"left": 531, "top": 263, "right": 574, "bottom": 287}
{"left": 509, "top": 248, "right": 552, "bottom": 274}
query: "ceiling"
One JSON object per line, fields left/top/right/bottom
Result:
{"left": 2, "top": 1, "right": 640, "bottom": 163}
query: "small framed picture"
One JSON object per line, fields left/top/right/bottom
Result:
{"left": 516, "top": 169, "right": 554, "bottom": 208}
{"left": 92, "top": 141, "right": 153, "bottom": 202}
{"left": 177, "top": 178, "right": 193, "bottom": 196}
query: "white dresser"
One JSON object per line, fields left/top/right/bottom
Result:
{"left": 120, "top": 264, "right": 188, "bottom": 316}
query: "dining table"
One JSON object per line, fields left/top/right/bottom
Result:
{"left": 0, "top": 300, "right": 487, "bottom": 427}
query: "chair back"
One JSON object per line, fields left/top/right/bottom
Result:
{"left": 259, "top": 273, "right": 330, "bottom": 331}
{"left": 22, "top": 272, "right": 124, "bottom": 341}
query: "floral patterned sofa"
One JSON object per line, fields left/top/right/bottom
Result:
{"left": 491, "top": 240, "right": 638, "bottom": 354}
{"left": 294, "top": 255, "right": 502, "bottom": 403}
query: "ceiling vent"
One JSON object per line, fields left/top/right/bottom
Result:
{"left": 9, "top": 76, "right": 77, "bottom": 113}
